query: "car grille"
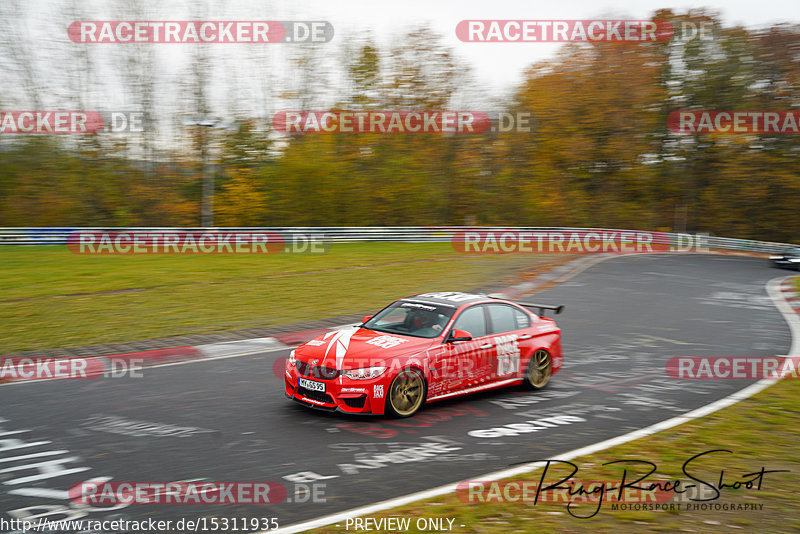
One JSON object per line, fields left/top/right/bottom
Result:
{"left": 342, "top": 395, "right": 367, "bottom": 409}
{"left": 296, "top": 361, "right": 341, "bottom": 380}
{"left": 296, "top": 386, "right": 335, "bottom": 404}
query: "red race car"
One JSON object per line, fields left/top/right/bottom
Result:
{"left": 284, "top": 292, "right": 564, "bottom": 417}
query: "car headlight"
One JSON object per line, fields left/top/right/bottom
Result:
{"left": 790, "top": 259, "right": 800, "bottom": 263}
{"left": 770, "top": 255, "right": 783, "bottom": 260}
{"left": 287, "top": 350, "right": 296, "bottom": 367}
{"left": 343, "top": 366, "right": 387, "bottom": 380}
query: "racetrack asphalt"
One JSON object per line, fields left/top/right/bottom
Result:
{"left": 0, "top": 253, "right": 792, "bottom": 532}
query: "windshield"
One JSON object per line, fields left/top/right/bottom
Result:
{"left": 363, "top": 301, "right": 456, "bottom": 338}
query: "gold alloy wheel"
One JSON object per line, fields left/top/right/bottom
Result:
{"left": 527, "top": 349, "right": 552, "bottom": 389}
{"left": 387, "top": 369, "right": 425, "bottom": 417}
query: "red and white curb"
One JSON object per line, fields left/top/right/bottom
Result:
{"left": 778, "top": 276, "right": 800, "bottom": 313}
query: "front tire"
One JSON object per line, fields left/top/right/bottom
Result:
{"left": 523, "top": 349, "right": 552, "bottom": 389}
{"left": 386, "top": 368, "right": 426, "bottom": 417}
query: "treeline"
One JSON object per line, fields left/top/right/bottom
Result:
{"left": 1, "top": 9, "right": 799, "bottom": 241}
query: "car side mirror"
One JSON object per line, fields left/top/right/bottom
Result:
{"left": 449, "top": 329, "right": 473, "bottom": 342}
{"left": 362, "top": 315, "right": 373, "bottom": 324}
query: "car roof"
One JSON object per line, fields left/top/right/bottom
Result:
{"left": 402, "top": 292, "right": 489, "bottom": 308}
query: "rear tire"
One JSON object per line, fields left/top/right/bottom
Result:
{"left": 523, "top": 349, "right": 552, "bottom": 390}
{"left": 385, "top": 368, "right": 426, "bottom": 417}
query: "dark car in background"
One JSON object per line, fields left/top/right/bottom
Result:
{"left": 770, "top": 248, "right": 800, "bottom": 270}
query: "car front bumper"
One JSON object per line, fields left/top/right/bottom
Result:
{"left": 284, "top": 367, "right": 388, "bottom": 415}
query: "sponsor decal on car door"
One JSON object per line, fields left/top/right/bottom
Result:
{"left": 494, "top": 333, "right": 520, "bottom": 378}
{"left": 434, "top": 304, "right": 491, "bottom": 391}
{"left": 431, "top": 342, "right": 472, "bottom": 393}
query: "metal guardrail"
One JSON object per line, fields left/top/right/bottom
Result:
{"left": 0, "top": 227, "right": 795, "bottom": 253}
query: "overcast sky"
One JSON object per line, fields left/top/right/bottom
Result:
{"left": 279, "top": 0, "right": 799, "bottom": 93}
{"left": 39, "top": 0, "right": 799, "bottom": 97}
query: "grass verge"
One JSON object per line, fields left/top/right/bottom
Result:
{"left": 0, "top": 244, "right": 566, "bottom": 352}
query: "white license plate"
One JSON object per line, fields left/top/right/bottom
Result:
{"left": 299, "top": 378, "right": 325, "bottom": 392}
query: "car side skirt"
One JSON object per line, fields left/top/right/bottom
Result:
{"left": 426, "top": 378, "right": 523, "bottom": 402}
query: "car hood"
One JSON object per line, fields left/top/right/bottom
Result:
{"left": 294, "top": 326, "right": 438, "bottom": 370}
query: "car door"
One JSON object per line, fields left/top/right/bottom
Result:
{"left": 485, "top": 303, "right": 533, "bottom": 381}
{"left": 432, "top": 304, "right": 492, "bottom": 392}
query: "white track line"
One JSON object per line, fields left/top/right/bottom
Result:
{"left": 270, "top": 274, "right": 800, "bottom": 534}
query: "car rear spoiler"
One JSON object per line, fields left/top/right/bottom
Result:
{"left": 516, "top": 302, "right": 564, "bottom": 317}
{"left": 485, "top": 294, "right": 564, "bottom": 317}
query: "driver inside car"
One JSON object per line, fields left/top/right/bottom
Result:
{"left": 408, "top": 309, "right": 446, "bottom": 336}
